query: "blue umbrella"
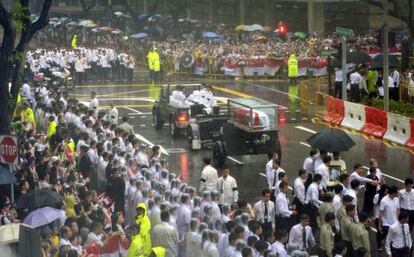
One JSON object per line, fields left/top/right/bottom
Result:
{"left": 131, "top": 32, "right": 149, "bottom": 39}
{"left": 0, "top": 166, "right": 16, "bottom": 185}
{"left": 202, "top": 31, "right": 220, "bottom": 38}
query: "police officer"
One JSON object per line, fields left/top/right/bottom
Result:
{"left": 288, "top": 54, "right": 298, "bottom": 84}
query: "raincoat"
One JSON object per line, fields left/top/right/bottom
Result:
{"left": 288, "top": 54, "right": 298, "bottom": 78}
{"left": 152, "top": 247, "right": 166, "bottom": 257}
{"left": 147, "top": 50, "right": 154, "bottom": 71}
{"left": 46, "top": 120, "right": 57, "bottom": 140}
{"left": 135, "top": 203, "right": 152, "bottom": 256}
{"left": 71, "top": 35, "right": 77, "bottom": 49}
{"left": 20, "top": 107, "right": 36, "bottom": 131}
{"left": 128, "top": 234, "right": 145, "bottom": 257}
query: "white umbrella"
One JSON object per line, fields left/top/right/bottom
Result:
{"left": 249, "top": 24, "right": 264, "bottom": 31}
{"left": 79, "top": 20, "right": 97, "bottom": 28}
{"left": 23, "top": 207, "right": 65, "bottom": 228}
{"left": 0, "top": 223, "right": 33, "bottom": 244}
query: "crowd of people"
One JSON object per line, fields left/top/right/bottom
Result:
{"left": 0, "top": 78, "right": 413, "bottom": 257}
{"left": 27, "top": 48, "right": 135, "bottom": 84}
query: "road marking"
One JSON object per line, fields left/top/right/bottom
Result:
{"left": 227, "top": 156, "right": 243, "bottom": 165}
{"left": 134, "top": 133, "right": 169, "bottom": 156}
{"left": 123, "top": 106, "right": 142, "bottom": 114}
{"left": 140, "top": 125, "right": 146, "bottom": 127}
{"left": 258, "top": 172, "right": 267, "bottom": 178}
{"left": 245, "top": 82, "right": 304, "bottom": 100}
{"left": 129, "top": 112, "right": 152, "bottom": 116}
{"left": 211, "top": 85, "right": 253, "bottom": 99}
{"left": 300, "top": 142, "right": 311, "bottom": 147}
{"left": 362, "top": 165, "right": 404, "bottom": 183}
{"left": 79, "top": 97, "right": 156, "bottom": 102}
{"left": 295, "top": 126, "right": 317, "bottom": 134}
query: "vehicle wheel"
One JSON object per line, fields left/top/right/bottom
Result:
{"left": 65, "top": 78, "right": 76, "bottom": 90}
{"left": 213, "top": 141, "right": 227, "bottom": 168}
{"left": 170, "top": 122, "right": 179, "bottom": 138}
{"left": 153, "top": 111, "right": 164, "bottom": 130}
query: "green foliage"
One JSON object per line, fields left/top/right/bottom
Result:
{"left": 7, "top": 51, "right": 25, "bottom": 64}
{"left": 11, "top": 2, "right": 30, "bottom": 30}
{"left": 361, "top": 96, "right": 414, "bottom": 117}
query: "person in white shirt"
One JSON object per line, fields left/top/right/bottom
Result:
{"left": 21, "top": 80, "right": 31, "bottom": 100}
{"left": 391, "top": 68, "right": 400, "bottom": 101}
{"left": 216, "top": 165, "right": 238, "bottom": 206}
{"left": 334, "top": 68, "right": 343, "bottom": 99}
{"left": 89, "top": 91, "right": 99, "bottom": 116}
{"left": 266, "top": 159, "right": 285, "bottom": 202}
{"left": 349, "top": 163, "right": 378, "bottom": 189}
{"left": 276, "top": 181, "right": 296, "bottom": 232}
{"left": 315, "top": 156, "right": 331, "bottom": 190}
{"left": 369, "top": 158, "right": 385, "bottom": 190}
{"left": 59, "top": 226, "right": 73, "bottom": 248}
{"left": 224, "top": 233, "right": 238, "bottom": 257}
{"left": 200, "top": 158, "right": 218, "bottom": 192}
{"left": 288, "top": 214, "right": 316, "bottom": 252}
{"left": 305, "top": 173, "right": 323, "bottom": 231}
{"left": 350, "top": 70, "right": 362, "bottom": 102}
{"left": 108, "top": 102, "right": 119, "bottom": 125}
{"left": 399, "top": 178, "right": 414, "bottom": 232}
{"left": 344, "top": 179, "right": 360, "bottom": 211}
{"left": 270, "top": 229, "right": 289, "bottom": 257}
{"left": 379, "top": 186, "right": 400, "bottom": 241}
{"left": 253, "top": 189, "right": 275, "bottom": 241}
{"left": 265, "top": 151, "right": 279, "bottom": 180}
{"left": 385, "top": 211, "right": 412, "bottom": 257}
{"left": 293, "top": 169, "right": 307, "bottom": 221}
{"left": 303, "top": 149, "right": 318, "bottom": 188}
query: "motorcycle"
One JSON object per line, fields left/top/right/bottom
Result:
{"left": 33, "top": 67, "right": 75, "bottom": 91}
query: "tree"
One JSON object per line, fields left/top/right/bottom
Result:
{"left": 366, "top": 0, "right": 414, "bottom": 70}
{"left": 0, "top": 0, "right": 52, "bottom": 134}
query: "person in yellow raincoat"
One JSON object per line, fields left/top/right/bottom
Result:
{"left": 149, "top": 247, "right": 166, "bottom": 257}
{"left": 46, "top": 116, "right": 57, "bottom": 140}
{"left": 147, "top": 48, "right": 154, "bottom": 81}
{"left": 135, "top": 203, "right": 152, "bottom": 256}
{"left": 62, "top": 134, "right": 75, "bottom": 162}
{"left": 128, "top": 224, "right": 145, "bottom": 257}
{"left": 152, "top": 48, "right": 161, "bottom": 83}
{"left": 20, "top": 102, "right": 36, "bottom": 132}
{"left": 71, "top": 35, "right": 77, "bottom": 49}
{"left": 288, "top": 54, "right": 299, "bottom": 84}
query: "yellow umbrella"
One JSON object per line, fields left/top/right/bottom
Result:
{"left": 235, "top": 24, "right": 246, "bottom": 31}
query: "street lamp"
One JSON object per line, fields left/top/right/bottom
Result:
{"left": 383, "top": 0, "right": 389, "bottom": 112}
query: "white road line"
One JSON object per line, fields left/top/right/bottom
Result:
{"left": 129, "top": 112, "right": 152, "bottom": 115}
{"left": 362, "top": 166, "right": 405, "bottom": 183}
{"left": 258, "top": 172, "right": 267, "bottom": 178}
{"left": 295, "top": 126, "right": 317, "bottom": 134}
{"left": 245, "top": 82, "right": 303, "bottom": 100}
{"left": 300, "top": 142, "right": 311, "bottom": 147}
{"left": 80, "top": 97, "right": 156, "bottom": 102}
{"left": 134, "top": 133, "right": 169, "bottom": 156}
{"left": 123, "top": 106, "right": 142, "bottom": 114}
{"left": 227, "top": 156, "right": 243, "bottom": 165}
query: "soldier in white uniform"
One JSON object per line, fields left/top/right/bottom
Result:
{"left": 200, "top": 158, "right": 218, "bottom": 192}
{"left": 216, "top": 165, "right": 238, "bottom": 207}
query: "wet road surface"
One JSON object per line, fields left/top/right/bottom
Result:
{"left": 73, "top": 76, "right": 413, "bottom": 257}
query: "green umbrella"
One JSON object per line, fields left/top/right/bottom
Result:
{"left": 294, "top": 31, "right": 306, "bottom": 39}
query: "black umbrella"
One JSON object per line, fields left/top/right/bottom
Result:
{"left": 0, "top": 166, "right": 16, "bottom": 185}
{"left": 306, "top": 128, "right": 355, "bottom": 152}
{"left": 347, "top": 51, "right": 371, "bottom": 64}
{"left": 371, "top": 54, "right": 400, "bottom": 68}
{"left": 333, "top": 51, "right": 371, "bottom": 67}
{"left": 15, "top": 190, "right": 63, "bottom": 210}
